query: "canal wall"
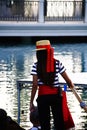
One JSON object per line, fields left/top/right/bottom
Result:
{"left": 0, "top": 22, "right": 87, "bottom": 37}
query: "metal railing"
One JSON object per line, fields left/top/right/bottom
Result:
{"left": 17, "top": 75, "right": 87, "bottom": 125}
{"left": 0, "top": 0, "right": 39, "bottom": 21}
{"left": 45, "top": 1, "right": 84, "bottom": 21}
{"left": 0, "top": 0, "right": 84, "bottom": 22}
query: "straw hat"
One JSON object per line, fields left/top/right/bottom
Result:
{"left": 36, "top": 40, "right": 51, "bottom": 51}
{"left": 35, "top": 40, "right": 54, "bottom": 72}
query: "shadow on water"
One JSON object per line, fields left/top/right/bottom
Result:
{"left": 0, "top": 38, "right": 87, "bottom": 129}
{"left": 0, "top": 36, "right": 87, "bottom": 46}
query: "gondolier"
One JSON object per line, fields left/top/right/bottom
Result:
{"left": 30, "top": 40, "right": 75, "bottom": 130}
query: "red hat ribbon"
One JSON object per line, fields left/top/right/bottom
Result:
{"left": 47, "top": 48, "right": 54, "bottom": 72}
{"left": 36, "top": 44, "right": 51, "bottom": 50}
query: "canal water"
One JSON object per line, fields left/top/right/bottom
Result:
{"left": 0, "top": 42, "right": 87, "bottom": 130}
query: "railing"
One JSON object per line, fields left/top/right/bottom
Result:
{"left": 45, "top": 1, "right": 84, "bottom": 21}
{"left": 0, "top": 0, "right": 39, "bottom": 21}
{"left": 17, "top": 73, "right": 87, "bottom": 125}
{"left": 0, "top": 0, "right": 85, "bottom": 22}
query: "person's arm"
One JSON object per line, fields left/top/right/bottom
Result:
{"left": 61, "top": 71, "right": 74, "bottom": 88}
{"left": 61, "top": 71, "right": 87, "bottom": 111}
{"left": 30, "top": 75, "right": 38, "bottom": 111}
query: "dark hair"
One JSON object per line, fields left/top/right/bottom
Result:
{"left": 36, "top": 50, "right": 55, "bottom": 87}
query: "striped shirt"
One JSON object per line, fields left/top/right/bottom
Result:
{"left": 31, "top": 60, "right": 66, "bottom": 87}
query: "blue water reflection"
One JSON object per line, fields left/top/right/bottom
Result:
{"left": 0, "top": 43, "right": 87, "bottom": 129}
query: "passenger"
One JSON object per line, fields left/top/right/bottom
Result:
{"left": 30, "top": 40, "right": 75, "bottom": 130}
{"left": 0, "top": 108, "right": 25, "bottom": 130}
{"left": 29, "top": 106, "right": 41, "bottom": 130}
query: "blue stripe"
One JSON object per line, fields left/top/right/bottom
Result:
{"left": 31, "top": 60, "right": 66, "bottom": 87}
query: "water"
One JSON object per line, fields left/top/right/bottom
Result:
{"left": 0, "top": 43, "right": 87, "bottom": 130}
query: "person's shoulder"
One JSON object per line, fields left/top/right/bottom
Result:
{"left": 33, "top": 62, "right": 37, "bottom": 65}
{"left": 31, "top": 62, "right": 37, "bottom": 69}
{"left": 55, "top": 59, "right": 60, "bottom": 64}
{"left": 33, "top": 62, "right": 37, "bottom": 67}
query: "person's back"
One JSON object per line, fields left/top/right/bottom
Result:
{"left": 0, "top": 109, "right": 25, "bottom": 130}
{"left": 6, "top": 116, "right": 25, "bottom": 130}
{"left": 30, "top": 40, "right": 75, "bottom": 130}
{"left": 0, "top": 108, "right": 7, "bottom": 130}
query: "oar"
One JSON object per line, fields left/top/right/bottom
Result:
{"left": 71, "top": 87, "right": 87, "bottom": 112}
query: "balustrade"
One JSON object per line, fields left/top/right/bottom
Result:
{"left": 0, "top": 0, "right": 87, "bottom": 22}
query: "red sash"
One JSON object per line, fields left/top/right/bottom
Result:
{"left": 62, "top": 91, "right": 75, "bottom": 129}
{"left": 38, "top": 85, "right": 58, "bottom": 95}
{"left": 38, "top": 86, "right": 75, "bottom": 129}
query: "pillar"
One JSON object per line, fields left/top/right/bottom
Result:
{"left": 38, "top": 0, "right": 44, "bottom": 23}
{"left": 85, "top": 0, "right": 87, "bottom": 22}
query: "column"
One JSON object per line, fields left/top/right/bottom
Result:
{"left": 38, "top": 0, "right": 44, "bottom": 23}
{"left": 85, "top": 0, "right": 87, "bottom": 22}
